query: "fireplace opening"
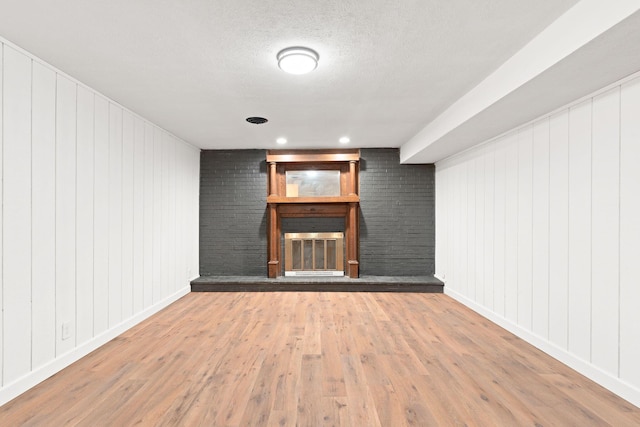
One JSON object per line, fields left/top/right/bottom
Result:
{"left": 284, "top": 232, "right": 344, "bottom": 276}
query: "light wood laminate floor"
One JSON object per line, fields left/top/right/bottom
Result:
{"left": 1, "top": 292, "right": 639, "bottom": 426}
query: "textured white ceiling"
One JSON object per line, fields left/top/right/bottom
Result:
{"left": 0, "top": 0, "right": 584, "bottom": 159}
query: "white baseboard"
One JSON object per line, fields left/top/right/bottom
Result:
{"left": 444, "top": 287, "right": 640, "bottom": 409}
{"left": 0, "top": 286, "right": 190, "bottom": 406}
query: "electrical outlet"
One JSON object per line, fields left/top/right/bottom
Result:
{"left": 62, "top": 322, "right": 71, "bottom": 340}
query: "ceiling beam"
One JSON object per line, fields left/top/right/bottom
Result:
{"left": 400, "top": 0, "right": 640, "bottom": 164}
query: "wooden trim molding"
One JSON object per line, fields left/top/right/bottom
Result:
{"left": 266, "top": 149, "right": 360, "bottom": 163}
{"left": 266, "top": 195, "right": 360, "bottom": 204}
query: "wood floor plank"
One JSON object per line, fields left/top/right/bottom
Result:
{"left": 321, "top": 328, "right": 347, "bottom": 397}
{"left": 1, "top": 292, "right": 639, "bottom": 426}
{"left": 340, "top": 354, "right": 383, "bottom": 427}
{"left": 239, "top": 320, "right": 291, "bottom": 426}
{"left": 297, "top": 354, "right": 325, "bottom": 426}
{"left": 368, "top": 383, "right": 408, "bottom": 426}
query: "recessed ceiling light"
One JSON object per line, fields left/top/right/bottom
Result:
{"left": 276, "top": 137, "right": 287, "bottom": 145}
{"left": 277, "top": 47, "right": 319, "bottom": 75}
{"left": 339, "top": 136, "right": 350, "bottom": 144}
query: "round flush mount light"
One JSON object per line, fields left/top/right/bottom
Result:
{"left": 277, "top": 46, "right": 319, "bottom": 75}
{"left": 276, "top": 137, "right": 287, "bottom": 145}
{"left": 339, "top": 136, "right": 350, "bottom": 144}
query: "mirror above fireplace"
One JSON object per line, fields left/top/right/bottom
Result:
{"left": 285, "top": 170, "right": 341, "bottom": 197}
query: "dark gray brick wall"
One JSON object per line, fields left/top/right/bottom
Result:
{"left": 199, "top": 148, "right": 435, "bottom": 276}
{"left": 199, "top": 150, "right": 267, "bottom": 276}
{"left": 359, "top": 149, "right": 435, "bottom": 275}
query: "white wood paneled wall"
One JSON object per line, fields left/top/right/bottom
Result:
{"left": 0, "top": 41, "right": 200, "bottom": 403}
{"left": 436, "top": 74, "right": 640, "bottom": 406}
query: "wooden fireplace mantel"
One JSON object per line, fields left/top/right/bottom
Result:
{"left": 266, "top": 149, "right": 360, "bottom": 278}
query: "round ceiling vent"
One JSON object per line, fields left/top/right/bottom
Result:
{"left": 246, "top": 116, "right": 268, "bottom": 124}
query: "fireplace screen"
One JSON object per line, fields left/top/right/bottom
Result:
{"left": 284, "top": 232, "right": 344, "bottom": 276}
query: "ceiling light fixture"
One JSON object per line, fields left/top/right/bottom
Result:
{"left": 276, "top": 137, "right": 287, "bottom": 145}
{"left": 277, "top": 46, "right": 319, "bottom": 75}
{"left": 339, "top": 136, "right": 350, "bottom": 144}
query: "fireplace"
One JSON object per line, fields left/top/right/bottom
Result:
{"left": 284, "top": 232, "right": 344, "bottom": 276}
{"left": 266, "top": 149, "right": 360, "bottom": 278}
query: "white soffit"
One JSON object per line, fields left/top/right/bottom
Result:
{"left": 401, "top": 0, "right": 640, "bottom": 164}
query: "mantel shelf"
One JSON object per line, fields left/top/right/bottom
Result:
{"left": 267, "top": 195, "right": 360, "bottom": 204}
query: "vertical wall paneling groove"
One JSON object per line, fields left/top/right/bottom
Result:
{"left": 162, "top": 132, "right": 175, "bottom": 298}
{"left": 176, "top": 145, "right": 185, "bottom": 287}
{"left": 445, "top": 167, "right": 454, "bottom": 285}
{"left": 460, "top": 162, "right": 468, "bottom": 297}
{"left": 467, "top": 159, "right": 476, "bottom": 300}
{"left": 442, "top": 167, "right": 450, "bottom": 282}
{"left": 492, "top": 142, "right": 506, "bottom": 316}
{"left": 447, "top": 166, "right": 454, "bottom": 285}
{"left": 437, "top": 74, "right": 640, "bottom": 407}
{"left": 448, "top": 165, "right": 454, "bottom": 284}
{"left": 152, "top": 128, "right": 162, "bottom": 304}
{"left": 179, "top": 145, "right": 185, "bottom": 287}
{"left": 121, "top": 112, "right": 134, "bottom": 320}
{"left": 567, "top": 100, "right": 592, "bottom": 361}
{"left": 446, "top": 166, "right": 454, "bottom": 288}
{"left": 517, "top": 127, "right": 533, "bottom": 330}
{"left": 183, "top": 146, "right": 190, "bottom": 284}
{"left": 93, "top": 96, "right": 109, "bottom": 335}
{"left": 168, "top": 136, "right": 176, "bottom": 293}
{"left": 174, "top": 144, "right": 181, "bottom": 289}
{"left": 108, "top": 104, "right": 122, "bottom": 327}
{"left": 31, "top": 61, "right": 56, "bottom": 368}
{"left": 2, "top": 46, "right": 32, "bottom": 383}
{"left": 160, "top": 134, "right": 168, "bottom": 296}
{"left": 443, "top": 166, "right": 452, "bottom": 282}
{"left": 504, "top": 134, "right": 518, "bottom": 323}
{"left": 189, "top": 154, "right": 195, "bottom": 279}
{"left": 177, "top": 141, "right": 182, "bottom": 290}
{"left": 132, "top": 118, "right": 144, "bottom": 313}
{"left": 434, "top": 161, "right": 442, "bottom": 277}
{"left": 76, "top": 86, "right": 95, "bottom": 344}
{"left": 55, "top": 75, "right": 77, "bottom": 356}
{"left": 143, "top": 123, "right": 154, "bottom": 308}
{"left": 548, "top": 110, "right": 570, "bottom": 349}
{"left": 532, "top": 118, "right": 550, "bottom": 339}
{"left": 451, "top": 166, "right": 460, "bottom": 293}
{"left": 590, "top": 87, "right": 620, "bottom": 375}
{"left": 0, "top": 38, "right": 200, "bottom": 404}
{"left": 483, "top": 150, "right": 494, "bottom": 310}
{"left": 474, "top": 156, "right": 485, "bottom": 305}
{"left": 185, "top": 146, "right": 191, "bottom": 282}
{"left": 619, "top": 77, "right": 640, "bottom": 387}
